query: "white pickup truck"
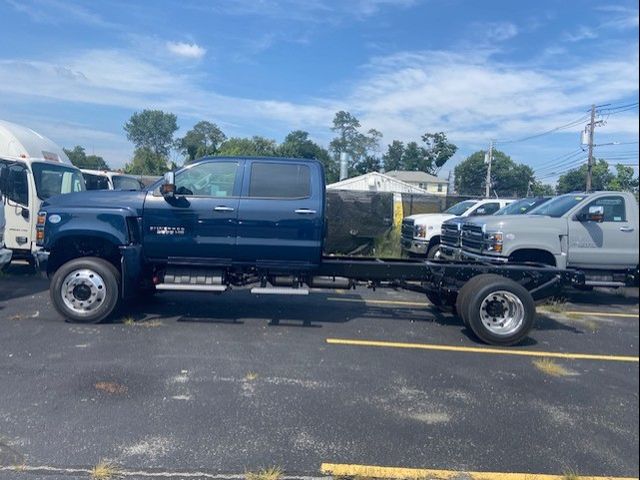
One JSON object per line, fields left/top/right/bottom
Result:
{"left": 460, "top": 191, "right": 639, "bottom": 287}
{"left": 401, "top": 198, "right": 513, "bottom": 258}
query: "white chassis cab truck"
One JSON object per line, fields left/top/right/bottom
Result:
{"left": 0, "top": 119, "right": 85, "bottom": 266}
{"left": 401, "top": 198, "right": 513, "bottom": 258}
{"left": 0, "top": 165, "right": 12, "bottom": 267}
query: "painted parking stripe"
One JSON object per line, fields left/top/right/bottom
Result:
{"left": 328, "top": 297, "right": 639, "bottom": 318}
{"left": 326, "top": 338, "right": 639, "bottom": 363}
{"left": 321, "top": 462, "right": 639, "bottom": 480}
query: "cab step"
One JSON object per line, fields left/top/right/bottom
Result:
{"left": 156, "top": 284, "right": 227, "bottom": 292}
{"left": 251, "top": 287, "right": 309, "bottom": 295}
{"left": 157, "top": 268, "right": 227, "bottom": 292}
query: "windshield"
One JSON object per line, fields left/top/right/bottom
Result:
{"left": 32, "top": 163, "right": 85, "bottom": 200}
{"left": 528, "top": 194, "right": 588, "bottom": 218}
{"left": 112, "top": 175, "right": 143, "bottom": 191}
{"left": 495, "top": 197, "right": 551, "bottom": 216}
{"left": 444, "top": 200, "right": 478, "bottom": 215}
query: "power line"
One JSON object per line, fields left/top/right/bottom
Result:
{"left": 495, "top": 114, "right": 590, "bottom": 145}
{"left": 533, "top": 149, "right": 585, "bottom": 173}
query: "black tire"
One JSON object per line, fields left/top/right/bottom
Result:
{"left": 462, "top": 274, "right": 536, "bottom": 346}
{"left": 426, "top": 243, "right": 440, "bottom": 259}
{"left": 455, "top": 274, "right": 499, "bottom": 328}
{"left": 50, "top": 257, "right": 121, "bottom": 323}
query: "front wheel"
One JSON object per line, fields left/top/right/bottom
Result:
{"left": 457, "top": 274, "right": 535, "bottom": 346}
{"left": 50, "top": 257, "right": 121, "bottom": 323}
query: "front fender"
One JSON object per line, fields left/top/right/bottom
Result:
{"left": 42, "top": 207, "right": 134, "bottom": 249}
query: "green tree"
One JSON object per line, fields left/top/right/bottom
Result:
{"left": 354, "top": 155, "right": 382, "bottom": 175}
{"left": 402, "top": 142, "right": 428, "bottom": 171}
{"left": 278, "top": 130, "right": 338, "bottom": 182}
{"left": 382, "top": 140, "right": 405, "bottom": 172}
{"left": 530, "top": 181, "right": 555, "bottom": 196}
{"left": 63, "top": 146, "right": 110, "bottom": 170}
{"left": 123, "top": 147, "right": 169, "bottom": 175}
{"left": 556, "top": 159, "right": 613, "bottom": 194}
{"left": 420, "top": 132, "right": 457, "bottom": 174}
{"left": 177, "top": 121, "right": 226, "bottom": 162}
{"left": 329, "top": 111, "right": 382, "bottom": 175}
{"left": 454, "top": 150, "right": 535, "bottom": 197}
{"left": 216, "top": 136, "right": 278, "bottom": 157}
{"left": 124, "top": 110, "right": 178, "bottom": 157}
{"left": 608, "top": 164, "right": 639, "bottom": 192}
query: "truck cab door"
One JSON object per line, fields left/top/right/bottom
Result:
{"left": 0, "top": 161, "right": 31, "bottom": 252}
{"left": 142, "top": 160, "right": 243, "bottom": 263}
{"left": 236, "top": 160, "right": 323, "bottom": 266}
{"left": 567, "top": 194, "right": 638, "bottom": 269}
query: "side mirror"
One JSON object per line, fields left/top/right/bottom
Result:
{"left": 159, "top": 171, "right": 176, "bottom": 198}
{"left": 580, "top": 205, "right": 604, "bottom": 222}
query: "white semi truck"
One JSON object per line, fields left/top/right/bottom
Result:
{"left": 0, "top": 119, "right": 85, "bottom": 266}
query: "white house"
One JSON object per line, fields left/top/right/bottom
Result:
{"left": 385, "top": 170, "right": 449, "bottom": 196}
{"left": 327, "top": 172, "right": 429, "bottom": 194}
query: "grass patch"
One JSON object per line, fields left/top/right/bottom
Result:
{"left": 373, "top": 227, "right": 403, "bottom": 259}
{"left": 246, "top": 467, "right": 283, "bottom": 480}
{"left": 90, "top": 461, "right": 119, "bottom": 479}
{"left": 533, "top": 358, "right": 572, "bottom": 377}
{"left": 122, "top": 317, "right": 135, "bottom": 326}
{"left": 539, "top": 298, "right": 568, "bottom": 314}
{"left": 562, "top": 469, "right": 581, "bottom": 480}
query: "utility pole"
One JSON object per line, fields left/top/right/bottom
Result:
{"left": 586, "top": 104, "right": 596, "bottom": 192}
{"left": 484, "top": 140, "right": 493, "bottom": 198}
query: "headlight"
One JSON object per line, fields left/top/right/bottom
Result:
{"left": 414, "top": 225, "right": 427, "bottom": 238}
{"left": 484, "top": 231, "right": 504, "bottom": 253}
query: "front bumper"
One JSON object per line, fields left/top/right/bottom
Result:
{"left": 34, "top": 249, "right": 50, "bottom": 273}
{"left": 460, "top": 250, "right": 508, "bottom": 263}
{"left": 0, "top": 247, "right": 12, "bottom": 267}
{"left": 401, "top": 237, "right": 429, "bottom": 255}
{"left": 439, "top": 245, "right": 461, "bottom": 261}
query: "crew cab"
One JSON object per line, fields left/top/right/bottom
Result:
{"left": 35, "top": 156, "right": 581, "bottom": 346}
{"left": 460, "top": 192, "right": 639, "bottom": 287}
{"left": 401, "top": 198, "right": 513, "bottom": 258}
{"left": 82, "top": 169, "right": 145, "bottom": 191}
{"left": 440, "top": 197, "right": 552, "bottom": 260}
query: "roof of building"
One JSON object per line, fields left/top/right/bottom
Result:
{"left": 327, "top": 171, "right": 429, "bottom": 194}
{"left": 385, "top": 170, "right": 448, "bottom": 184}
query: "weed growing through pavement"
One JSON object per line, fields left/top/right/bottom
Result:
{"left": 562, "top": 469, "right": 581, "bottom": 480}
{"left": 533, "top": 358, "right": 571, "bottom": 377}
{"left": 539, "top": 298, "right": 568, "bottom": 314}
{"left": 246, "top": 467, "right": 283, "bottom": 480}
{"left": 90, "top": 460, "right": 119, "bottom": 479}
{"left": 244, "top": 372, "right": 259, "bottom": 381}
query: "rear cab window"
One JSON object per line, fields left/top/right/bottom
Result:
{"left": 247, "top": 162, "right": 311, "bottom": 199}
{"left": 83, "top": 173, "right": 110, "bottom": 190}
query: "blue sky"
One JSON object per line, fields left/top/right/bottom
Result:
{"left": 0, "top": 0, "right": 638, "bottom": 184}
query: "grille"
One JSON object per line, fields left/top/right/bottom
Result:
{"left": 441, "top": 222, "right": 461, "bottom": 247}
{"left": 401, "top": 218, "right": 415, "bottom": 240}
{"left": 461, "top": 223, "right": 484, "bottom": 252}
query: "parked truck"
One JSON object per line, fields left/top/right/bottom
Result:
{"left": 0, "top": 119, "right": 85, "bottom": 266}
{"left": 34, "top": 156, "right": 581, "bottom": 346}
{"left": 0, "top": 164, "right": 12, "bottom": 267}
{"left": 401, "top": 198, "right": 513, "bottom": 258}
{"left": 82, "top": 169, "right": 145, "bottom": 191}
{"left": 440, "top": 197, "right": 552, "bottom": 261}
{"left": 459, "top": 192, "right": 639, "bottom": 288}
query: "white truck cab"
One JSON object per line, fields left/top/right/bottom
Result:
{"left": 81, "top": 169, "right": 144, "bottom": 191}
{"left": 401, "top": 198, "right": 513, "bottom": 258}
{"left": 0, "top": 119, "right": 85, "bottom": 266}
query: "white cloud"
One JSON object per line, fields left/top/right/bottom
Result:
{"left": 563, "top": 26, "right": 598, "bottom": 42}
{"left": 485, "top": 22, "right": 519, "bottom": 41}
{"left": 166, "top": 41, "right": 207, "bottom": 59}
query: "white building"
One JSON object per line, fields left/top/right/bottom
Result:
{"left": 385, "top": 170, "right": 449, "bottom": 196}
{"left": 327, "top": 172, "right": 429, "bottom": 194}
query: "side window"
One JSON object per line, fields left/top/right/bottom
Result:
{"left": 4, "top": 164, "right": 29, "bottom": 206}
{"left": 471, "top": 202, "right": 499, "bottom": 216}
{"left": 175, "top": 162, "right": 238, "bottom": 197}
{"left": 579, "top": 196, "right": 627, "bottom": 222}
{"left": 83, "top": 173, "right": 110, "bottom": 190}
{"left": 248, "top": 163, "right": 311, "bottom": 198}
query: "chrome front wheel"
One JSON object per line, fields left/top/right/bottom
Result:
{"left": 61, "top": 269, "right": 107, "bottom": 316}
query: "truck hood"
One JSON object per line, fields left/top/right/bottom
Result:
{"left": 42, "top": 190, "right": 147, "bottom": 215}
{"left": 406, "top": 213, "right": 456, "bottom": 225}
{"left": 465, "top": 214, "right": 568, "bottom": 234}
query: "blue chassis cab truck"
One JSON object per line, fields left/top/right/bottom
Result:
{"left": 33, "top": 156, "right": 580, "bottom": 346}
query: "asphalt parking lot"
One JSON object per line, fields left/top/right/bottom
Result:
{"left": 0, "top": 263, "right": 638, "bottom": 480}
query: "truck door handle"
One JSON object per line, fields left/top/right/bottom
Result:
{"left": 294, "top": 208, "right": 316, "bottom": 215}
{"left": 620, "top": 226, "right": 634, "bottom": 232}
{"left": 213, "top": 206, "right": 235, "bottom": 212}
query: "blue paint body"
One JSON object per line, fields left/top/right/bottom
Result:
{"left": 40, "top": 157, "right": 326, "bottom": 272}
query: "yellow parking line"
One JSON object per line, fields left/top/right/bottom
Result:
{"left": 565, "top": 311, "right": 638, "bottom": 319}
{"left": 321, "top": 462, "right": 638, "bottom": 480}
{"left": 328, "top": 297, "right": 639, "bottom": 318}
{"left": 326, "top": 338, "right": 639, "bottom": 363}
